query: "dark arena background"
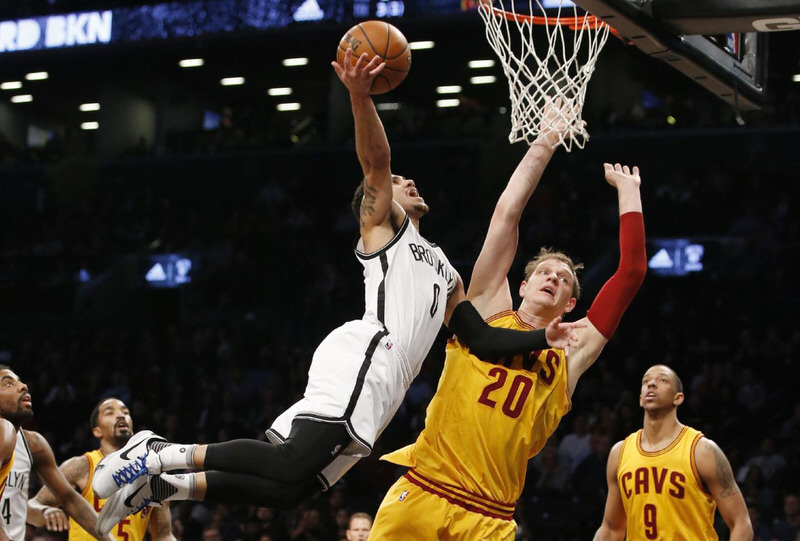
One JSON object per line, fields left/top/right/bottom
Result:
{"left": 1, "top": 0, "right": 799, "bottom": 539}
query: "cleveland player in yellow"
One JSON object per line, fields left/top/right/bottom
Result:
{"left": 368, "top": 104, "right": 648, "bottom": 539}
{"left": 594, "top": 365, "right": 753, "bottom": 540}
{"left": 27, "top": 398, "right": 174, "bottom": 541}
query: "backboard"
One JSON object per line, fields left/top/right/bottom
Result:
{"left": 571, "top": 0, "right": 800, "bottom": 110}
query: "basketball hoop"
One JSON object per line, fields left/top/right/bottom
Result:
{"left": 479, "top": 0, "right": 612, "bottom": 151}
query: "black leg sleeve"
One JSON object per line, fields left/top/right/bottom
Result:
{"left": 204, "top": 471, "right": 322, "bottom": 509}
{"left": 203, "top": 419, "right": 351, "bottom": 484}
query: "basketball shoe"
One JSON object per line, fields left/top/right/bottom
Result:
{"left": 93, "top": 430, "right": 166, "bottom": 498}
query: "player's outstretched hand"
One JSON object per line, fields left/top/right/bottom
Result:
{"left": 536, "top": 97, "right": 584, "bottom": 149}
{"left": 603, "top": 163, "right": 641, "bottom": 190}
{"left": 544, "top": 317, "right": 585, "bottom": 352}
{"left": 42, "top": 507, "right": 70, "bottom": 532}
{"left": 331, "top": 48, "right": 386, "bottom": 97}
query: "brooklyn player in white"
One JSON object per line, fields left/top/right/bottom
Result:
{"left": 0, "top": 366, "right": 110, "bottom": 541}
{"left": 0, "top": 428, "right": 30, "bottom": 541}
{"left": 92, "top": 49, "right": 584, "bottom": 529}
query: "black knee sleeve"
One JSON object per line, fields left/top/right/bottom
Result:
{"left": 204, "top": 419, "right": 351, "bottom": 484}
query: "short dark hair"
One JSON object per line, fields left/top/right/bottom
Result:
{"left": 672, "top": 371, "right": 684, "bottom": 393}
{"left": 90, "top": 397, "right": 122, "bottom": 428}
{"left": 0, "top": 364, "right": 11, "bottom": 371}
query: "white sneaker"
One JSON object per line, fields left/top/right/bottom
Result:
{"left": 93, "top": 430, "right": 165, "bottom": 498}
{"left": 97, "top": 475, "right": 161, "bottom": 536}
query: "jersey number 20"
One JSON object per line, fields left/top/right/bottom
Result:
{"left": 477, "top": 366, "right": 533, "bottom": 418}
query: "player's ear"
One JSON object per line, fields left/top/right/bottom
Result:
{"left": 673, "top": 392, "right": 685, "bottom": 407}
{"left": 92, "top": 426, "right": 103, "bottom": 439}
{"left": 563, "top": 297, "right": 577, "bottom": 314}
{"left": 519, "top": 280, "right": 528, "bottom": 297}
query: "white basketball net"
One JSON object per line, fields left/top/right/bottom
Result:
{"left": 479, "top": 0, "right": 611, "bottom": 151}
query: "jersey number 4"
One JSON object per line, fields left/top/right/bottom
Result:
{"left": 477, "top": 366, "right": 533, "bottom": 418}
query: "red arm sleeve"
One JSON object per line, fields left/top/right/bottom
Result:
{"left": 586, "top": 211, "right": 647, "bottom": 339}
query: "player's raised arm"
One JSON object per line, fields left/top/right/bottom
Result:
{"left": 567, "top": 163, "right": 646, "bottom": 394}
{"left": 469, "top": 101, "right": 571, "bottom": 316}
{"left": 332, "top": 49, "right": 394, "bottom": 240}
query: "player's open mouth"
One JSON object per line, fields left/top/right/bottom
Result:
{"left": 408, "top": 188, "right": 419, "bottom": 197}
{"left": 21, "top": 395, "right": 32, "bottom": 405}
{"left": 116, "top": 421, "right": 129, "bottom": 429}
{"left": 540, "top": 287, "right": 554, "bottom": 297}
{"left": 645, "top": 392, "right": 656, "bottom": 398}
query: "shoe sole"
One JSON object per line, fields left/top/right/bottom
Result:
{"left": 97, "top": 476, "right": 150, "bottom": 535}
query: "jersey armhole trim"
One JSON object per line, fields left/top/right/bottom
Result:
{"left": 689, "top": 433, "right": 710, "bottom": 494}
{"left": 355, "top": 215, "right": 410, "bottom": 260}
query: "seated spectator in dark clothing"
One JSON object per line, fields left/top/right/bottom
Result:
{"left": 772, "top": 493, "right": 800, "bottom": 541}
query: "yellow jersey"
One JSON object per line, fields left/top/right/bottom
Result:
{"left": 617, "top": 426, "right": 718, "bottom": 540}
{"left": 382, "top": 310, "right": 571, "bottom": 518}
{"left": 0, "top": 451, "right": 13, "bottom": 499}
{"left": 69, "top": 449, "right": 151, "bottom": 541}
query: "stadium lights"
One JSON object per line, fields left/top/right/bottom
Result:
{"left": 10, "top": 94, "right": 33, "bottom": 103}
{"left": 79, "top": 103, "right": 101, "bottom": 112}
{"left": 436, "top": 85, "right": 462, "bottom": 94}
{"left": 25, "top": 71, "right": 49, "bottom": 81}
{"left": 468, "top": 60, "right": 495, "bottom": 69}
{"left": 220, "top": 77, "right": 245, "bottom": 86}
{"left": 376, "top": 103, "right": 400, "bottom": 111}
{"left": 282, "top": 57, "right": 309, "bottom": 67}
{"left": 1, "top": 81, "right": 22, "bottom": 90}
{"left": 81, "top": 121, "right": 99, "bottom": 130}
{"left": 276, "top": 102, "right": 301, "bottom": 111}
{"left": 793, "top": 74, "right": 800, "bottom": 83}
{"left": 436, "top": 99, "right": 460, "bottom": 108}
{"left": 470, "top": 75, "right": 497, "bottom": 85}
{"left": 179, "top": 58, "right": 204, "bottom": 68}
{"left": 409, "top": 41, "right": 435, "bottom": 50}
{"left": 267, "top": 87, "right": 293, "bottom": 96}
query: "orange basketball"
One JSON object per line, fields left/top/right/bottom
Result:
{"left": 336, "top": 20, "right": 412, "bottom": 95}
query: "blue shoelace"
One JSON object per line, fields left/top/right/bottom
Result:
{"left": 111, "top": 455, "right": 148, "bottom": 488}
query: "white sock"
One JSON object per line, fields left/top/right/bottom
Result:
{"left": 151, "top": 442, "right": 197, "bottom": 471}
{"left": 151, "top": 473, "right": 197, "bottom": 502}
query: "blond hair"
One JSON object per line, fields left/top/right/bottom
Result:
{"left": 523, "top": 248, "right": 583, "bottom": 300}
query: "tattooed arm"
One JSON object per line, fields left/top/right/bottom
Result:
{"left": 695, "top": 438, "right": 753, "bottom": 541}
{"left": 28, "top": 454, "right": 90, "bottom": 530}
{"left": 332, "top": 48, "right": 397, "bottom": 253}
{"left": 27, "top": 430, "right": 115, "bottom": 540}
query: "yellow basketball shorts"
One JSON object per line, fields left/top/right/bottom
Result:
{"left": 368, "top": 476, "right": 517, "bottom": 540}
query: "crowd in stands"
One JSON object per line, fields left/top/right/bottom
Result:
{"left": 2, "top": 78, "right": 799, "bottom": 540}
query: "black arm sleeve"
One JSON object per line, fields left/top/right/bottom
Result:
{"left": 447, "top": 300, "right": 549, "bottom": 362}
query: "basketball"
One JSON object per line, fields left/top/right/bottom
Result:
{"left": 337, "top": 20, "right": 412, "bottom": 95}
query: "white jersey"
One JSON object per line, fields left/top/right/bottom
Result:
{"left": 356, "top": 215, "right": 457, "bottom": 374}
{"left": 267, "top": 216, "right": 457, "bottom": 487}
{"left": 1, "top": 430, "right": 32, "bottom": 541}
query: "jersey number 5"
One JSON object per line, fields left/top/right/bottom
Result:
{"left": 477, "top": 366, "right": 533, "bottom": 418}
